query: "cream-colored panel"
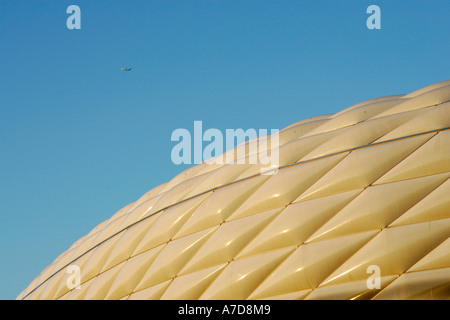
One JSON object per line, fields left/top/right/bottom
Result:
{"left": 100, "top": 212, "right": 161, "bottom": 273}
{"left": 277, "top": 118, "right": 328, "bottom": 145}
{"left": 67, "top": 234, "right": 97, "bottom": 264}
{"left": 56, "top": 289, "right": 70, "bottom": 300}
{"left": 26, "top": 270, "right": 51, "bottom": 299}
{"left": 390, "top": 178, "right": 450, "bottom": 226}
{"left": 149, "top": 173, "right": 210, "bottom": 214}
{"left": 403, "top": 80, "right": 450, "bottom": 98}
{"left": 47, "top": 249, "right": 77, "bottom": 279}
{"left": 38, "top": 270, "right": 66, "bottom": 300}
{"left": 332, "top": 98, "right": 402, "bottom": 123}
{"left": 408, "top": 238, "right": 450, "bottom": 272}
{"left": 375, "top": 102, "right": 450, "bottom": 143}
{"left": 127, "top": 280, "right": 171, "bottom": 300}
{"left": 216, "top": 139, "right": 257, "bottom": 166}
{"left": 117, "top": 193, "right": 164, "bottom": 229}
{"left": 331, "top": 95, "right": 405, "bottom": 118}
{"left": 228, "top": 152, "right": 349, "bottom": 221}
{"left": 305, "top": 99, "right": 404, "bottom": 137}
{"left": 306, "top": 173, "right": 449, "bottom": 243}
{"left": 234, "top": 129, "right": 349, "bottom": 180}
{"left": 199, "top": 247, "right": 296, "bottom": 300}
{"left": 129, "top": 182, "right": 168, "bottom": 210}
{"left": 184, "top": 163, "right": 252, "bottom": 198}
{"left": 249, "top": 132, "right": 278, "bottom": 158}
{"left": 230, "top": 135, "right": 281, "bottom": 177}
{"left": 231, "top": 162, "right": 269, "bottom": 181}
{"left": 38, "top": 250, "right": 74, "bottom": 288}
{"left": 135, "top": 227, "right": 217, "bottom": 291}
{"left": 160, "top": 163, "right": 209, "bottom": 193}
{"left": 180, "top": 209, "right": 280, "bottom": 275}
{"left": 108, "top": 202, "right": 135, "bottom": 222}
{"left": 23, "top": 282, "right": 45, "bottom": 300}
{"left": 297, "top": 133, "right": 435, "bottom": 202}
{"left": 83, "top": 261, "right": 125, "bottom": 300}
{"left": 104, "top": 244, "right": 164, "bottom": 300}
{"left": 375, "top": 130, "right": 450, "bottom": 184}
{"left": 305, "top": 275, "right": 397, "bottom": 300}
{"left": 302, "top": 109, "right": 425, "bottom": 160}
{"left": 374, "top": 268, "right": 450, "bottom": 300}
{"left": 132, "top": 193, "right": 210, "bottom": 256}
{"left": 161, "top": 264, "right": 226, "bottom": 300}
{"left": 66, "top": 234, "right": 88, "bottom": 252}
{"left": 91, "top": 214, "right": 128, "bottom": 247}
{"left": 373, "top": 85, "right": 450, "bottom": 118}
{"left": 20, "top": 275, "right": 45, "bottom": 300}
{"left": 78, "top": 232, "right": 122, "bottom": 284}
{"left": 248, "top": 231, "right": 378, "bottom": 299}
{"left": 83, "top": 221, "right": 106, "bottom": 239}
{"left": 61, "top": 277, "right": 95, "bottom": 300}
{"left": 195, "top": 162, "right": 227, "bottom": 178}
{"left": 53, "top": 249, "right": 72, "bottom": 265}
{"left": 174, "top": 175, "right": 269, "bottom": 238}
{"left": 276, "top": 127, "right": 348, "bottom": 165}
{"left": 258, "top": 289, "right": 312, "bottom": 300}
{"left": 224, "top": 131, "right": 275, "bottom": 163}
{"left": 321, "top": 218, "right": 450, "bottom": 287}
{"left": 281, "top": 114, "right": 330, "bottom": 131}
{"left": 237, "top": 189, "right": 362, "bottom": 258}
{"left": 53, "top": 250, "right": 93, "bottom": 300}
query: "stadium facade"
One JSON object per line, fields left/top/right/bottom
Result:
{"left": 18, "top": 80, "right": 450, "bottom": 300}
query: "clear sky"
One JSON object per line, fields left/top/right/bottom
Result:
{"left": 0, "top": 0, "right": 448, "bottom": 300}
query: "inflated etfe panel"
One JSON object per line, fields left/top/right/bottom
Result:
{"left": 18, "top": 80, "right": 450, "bottom": 300}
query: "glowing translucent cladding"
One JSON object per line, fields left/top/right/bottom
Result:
{"left": 19, "top": 80, "right": 450, "bottom": 300}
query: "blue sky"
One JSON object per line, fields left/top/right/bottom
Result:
{"left": 0, "top": 0, "right": 448, "bottom": 300}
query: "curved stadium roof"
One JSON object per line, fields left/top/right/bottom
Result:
{"left": 18, "top": 80, "right": 450, "bottom": 300}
